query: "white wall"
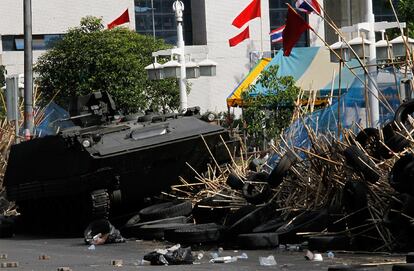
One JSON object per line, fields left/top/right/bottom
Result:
{"left": 0, "top": 0, "right": 135, "bottom": 75}
{"left": 187, "top": 0, "right": 271, "bottom": 114}
{"left": 0, "top": 0, "right": 135, "bottom": 35}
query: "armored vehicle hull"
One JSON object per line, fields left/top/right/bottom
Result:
{"left": 4, "top": 93, "right": 231, "bottom": 233}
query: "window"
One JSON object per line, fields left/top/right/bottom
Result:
{"left": 134, "top": 0, "right": 192, "bottom": 45}
{"left": 1, "top": 34, "right": 63, "bottom": 51}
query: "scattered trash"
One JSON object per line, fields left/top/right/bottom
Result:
{"left": 259, "top": 255, "right": 277, "bottom": 266}
{"left": 111, "top": 259, "right": 123, "bottom": 267}
{"left": 209, "top": 256, "right": 238, "bottom": 263}
{"left": 304, "top": 250, "right": 314, "bottom": 261}
{"left": 313, "top": 253, "right": 323, "bottom": 262}
{"left": 236, "top": 253, "right": 249, "bottom": 259}
{"left": 143, "top": 244, "right": 194, "bottom": 265}
{"left": 210, "top": 252, "right": 219, "bottom": 259}
{"left": 196, "top": 253, "right": 204, "bottom": 260}
{"left": 139, "top": 259, "right": 151, "bottom": 266}
{"left": 327, "top": 251, "right": 335, "bottom": 259}
{"left": 84, "top": 219, "right": 125, "bottom": 245}
{"left": 0, "top": 262, "right": 18, "bottom": 268}
{"left": 88, "top": 244, "right": 96, "bottom": 250}
{"left": 287, "top": 244, "right": 301, "bottom": 252}
{"left": 38, "top": 254, "right": 50, "bottom": 260}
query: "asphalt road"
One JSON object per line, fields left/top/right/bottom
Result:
{"left": 0, "top": 236, "right": 407, "bottom": 271}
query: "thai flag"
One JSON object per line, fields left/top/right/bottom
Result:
{"left": 295, "top": 0, "right": 321, "bottom": 14}
{"left": 270, "top": 25, "right": 285, "bottom": 43}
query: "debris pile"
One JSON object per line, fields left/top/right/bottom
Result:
{"left": 122, "top": 100, "right": 414, "bottom": 252}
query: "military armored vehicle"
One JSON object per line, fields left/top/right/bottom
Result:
{"left": 4, "top": 92, "right": 232, "bottom": 233}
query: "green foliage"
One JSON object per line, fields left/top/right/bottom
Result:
{"left": 242, "top": 65, "right": 299, "bottom": 147}
{"left": 398, "top": 0, "right": 414, "bottom": 37}
{"left": 0, "top": 65, "right": 5, "bottom": 88}
{"left": 35, "top": 17, "right": 181, "bottom": 113}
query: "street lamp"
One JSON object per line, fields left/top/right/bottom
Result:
{"left": 145, "top": 0, "right": 217, "bottom": 113}
{"left": 173, "top": 0, "right": 187, "bottom": 112}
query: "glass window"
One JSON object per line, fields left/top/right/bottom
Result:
{"left": 14, "top": 38, "right": 24, "bottom": 50}
{"left": 1, "top": 36, "right": 14, "bottom": 51}
{"left": 135, "top": 0, "right": 192, "bottom": 45}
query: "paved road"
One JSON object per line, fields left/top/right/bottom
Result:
{"left": 0, "top": 236, "right": 406, "bottom": 271}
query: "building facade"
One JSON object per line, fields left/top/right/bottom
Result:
{"left": 0, "top": 0, "right": 401, "bottom": 115}
{"left": 0, "top": 0, "right": 135, "bottom": 75}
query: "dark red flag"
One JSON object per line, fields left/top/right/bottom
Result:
{"left": 282, "top": 5, "right": 311, "bottom": 56}
{"left": 229, "top": 26, "right": 250, "bottom": 47}
{"left": 232, "top": 0, "right": 261, "bottom": 28}
{"left": 108, "top": 9, "right": 130, "bottom": 29}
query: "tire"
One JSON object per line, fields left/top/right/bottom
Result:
{"left": 308, "top": 235, "right": 351, "bottom": 252}
{"left": 389, "top": 154, "right": 414, "bottom": 193}
{"left": 328, "top": 265, "right": 380, "bottom": 271}
{"left": 134, "top": 223, "right": 191, "bottom": 240}
{"left": 226, "top": 173, "right": 244, "bottom": 190}
{"left": 0, "top": 215, "right": 15, "bottom": 238}
{"left": 342, "top": 181, "right": 369, "bottom": 233}
{"left": 246, "top": 171, "right": 269, "bottom": 183}
{"left": 385, "top": 134, "right": 410, "bottom": 153}
{"left": 343, "top": 146, "right": 380, "bottom": 183}
{"left": 193, "top": 196, "right": 230, "bottom": 224}
{"left": 139, "top": 201, "right": 192, "bottom": 221}
{"left": 165, "top": 223, "right": 223, "bottom": 244}
{"left": 355, "top": 128, "right": 382, "bottom": 160}
{"left": 267, "top": 150, "right": 297, "bottom": 187}
{"left": 275, "top": 209, "right": 330, "bottom": 244}
{"left": 407, "top": 253, "right": 414, "bottom": 263}
{"left": 224, "top": 205, "right": 258, "bottom": 227}
{"left": 394, "top": 99, "right": 414, "bottom": 128}
{"left": 252, "top": 217, "right": 286, "bottom": 233}
{"left": 393, "top": 264, "right": 414, "bottom": 271}
{"left": 237, "top": 233, "right": 279, "bottom": 249}
{"left": 227, "top": 203, "right": 277, "bottom": 235}
{"left": 123, "top": 213, "right": 140, "bottom": 228}
{"left": 121, "top": 216, "right": 188, "bottom": 237}
{"left": 242, "top": 183, "right": 272, "bottom": 204}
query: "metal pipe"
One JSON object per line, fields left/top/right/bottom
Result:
{"left": 24, "top": 0, "right": 34, "bottom": 136}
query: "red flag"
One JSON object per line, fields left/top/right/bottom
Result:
{"left": 232, "top": 0, "right": 261, "bottom": 28}
{"left": 282, "top": 5, "right": 311, "bottom": 56}
{"left": 108, "top": 9, "right": 130, "bottom": 29}
{"left": 229, "top": 26, "right": 250, "bottom": 47}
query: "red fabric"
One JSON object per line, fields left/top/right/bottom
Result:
{"left": 232, "top": 0, "right": 261, "bottom": 28}
{"left": 229, "top": 26, "right": 250, "bottom": 47}
{"left": 282, "top": 6, "right": 311, "bottom": 56}
{"left": 108, "top": 9, "right": 130, "bottom": 29}
{"left": 311, "top": 0, "right": 321, "bottom": 14}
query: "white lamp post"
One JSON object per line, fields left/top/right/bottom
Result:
{"left": 173, "top": 0, "right": 187, "bottom": 112}
{"left": 365, "top": 0, "right": 380, "bottom": 128}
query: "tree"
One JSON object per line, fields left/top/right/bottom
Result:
{"left": 242, "top": 65, "right": 300, "bottom": 148}
{"left": 0, "top": 65, "right": 5, "bottom": 88}
{"left": 35, "top": 16, "right": 181, "bottom": 113}
{"left": 397, "top": 0, "right": 414, "bottom": 37}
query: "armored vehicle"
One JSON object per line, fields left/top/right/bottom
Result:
{"left": 4, "top": 92, "right": 231, "bottom": 233}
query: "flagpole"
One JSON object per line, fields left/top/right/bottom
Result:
{"left": 260, "top": 17, "right": 263, "bottom": 58}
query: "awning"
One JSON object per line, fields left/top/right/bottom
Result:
{"left": 226, "top": 58, "right": 271, "bottom": 107}
{"left": 226, "top": 47, "right": 365, "bottom": 107}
